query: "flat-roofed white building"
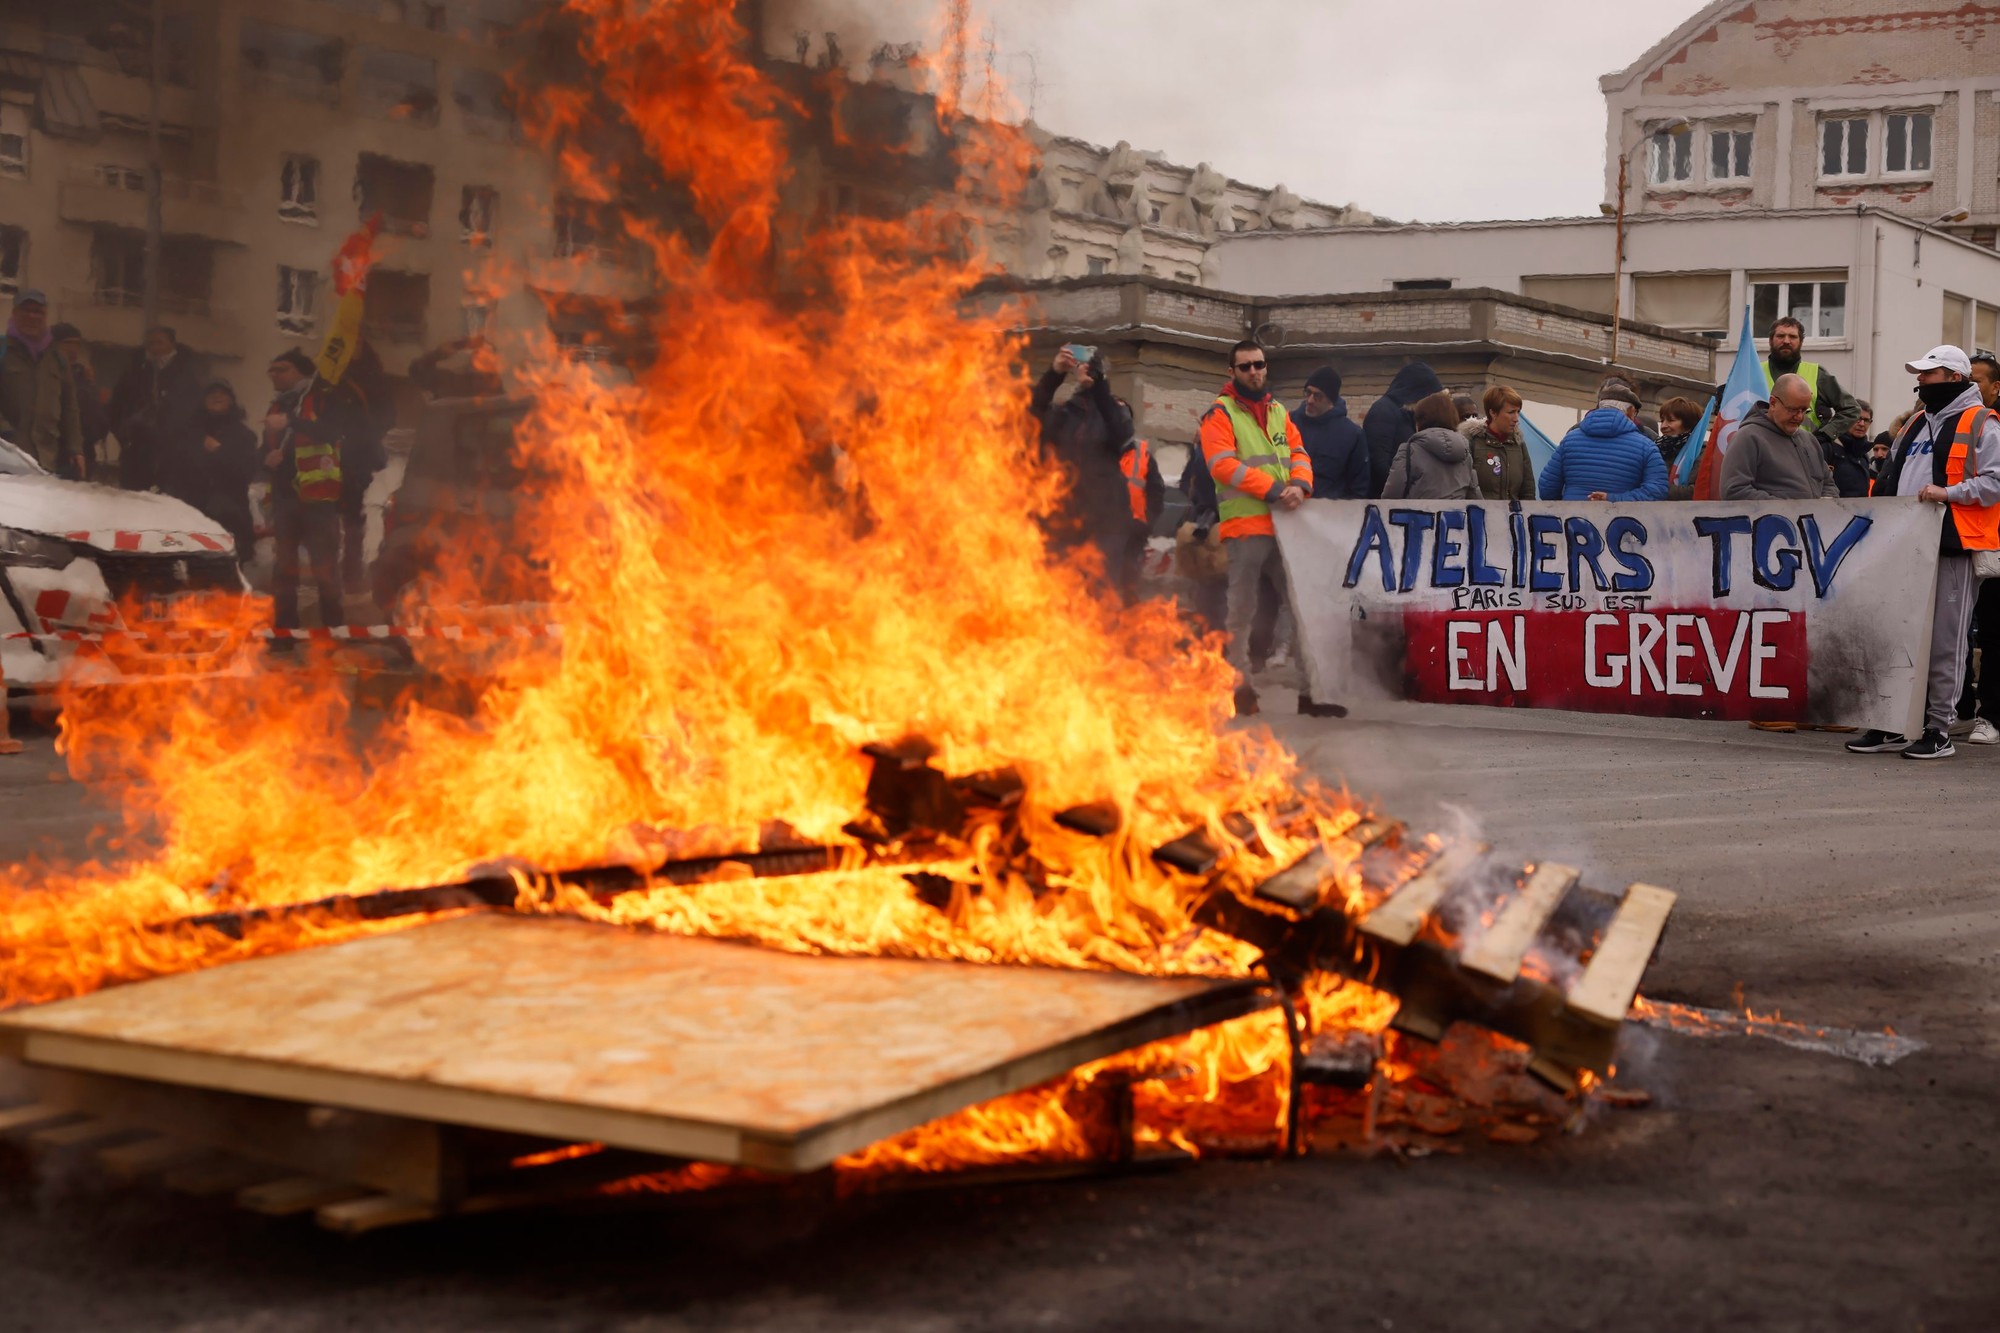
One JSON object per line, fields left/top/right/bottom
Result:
{"left": 1208, "top": 207, "right": 2000, "bottom": 427}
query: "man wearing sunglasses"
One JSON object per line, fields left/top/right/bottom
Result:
{"left": 1198, "top": 340, "right": 1312, "bottom": 716}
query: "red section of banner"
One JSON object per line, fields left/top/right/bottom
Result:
{"left": 1402, "top": 608, "right": 1809, "bottom": 721}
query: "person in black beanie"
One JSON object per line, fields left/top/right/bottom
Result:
{"left": 1293, "top": 365, "right": 1370, "bottom": 500}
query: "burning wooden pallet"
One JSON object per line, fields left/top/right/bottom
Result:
{"left": 0, "top": 743, "right": 1675, "bottom": 1230}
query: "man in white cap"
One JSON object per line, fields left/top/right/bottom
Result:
{"left": 1847, "top": 345, "right": 2000, "bottom": 760}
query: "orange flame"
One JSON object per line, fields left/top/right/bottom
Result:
{"left": 0, "top": 0, "right": 1407, "bottom": 1169}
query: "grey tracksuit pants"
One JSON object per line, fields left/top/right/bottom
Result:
{"left": 1926, "top": 555, "right": 1977, "bottom": 735}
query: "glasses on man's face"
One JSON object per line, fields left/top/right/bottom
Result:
{"left": 1234, "top": 360, "right": 1267, "bottom": 373}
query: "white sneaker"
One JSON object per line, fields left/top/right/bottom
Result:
{"left": 1948, "top": 717, "right": 1976, "bottom": 737}
{"left": 1968, "top": 718, "right": 2000, "bottom": 745}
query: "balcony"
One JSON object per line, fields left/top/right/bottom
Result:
{"left": 58, "top": 288, "right": 246, "bottom": 357}
{"left": 57, "top": 169, "right": 249, "bottom": 246}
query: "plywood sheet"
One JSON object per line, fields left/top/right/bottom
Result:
{"left": 0, "top": 915, "right": 1268, "bottom": 1173}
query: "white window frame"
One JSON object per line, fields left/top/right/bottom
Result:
{"left": 0, "top": 104, "right": 27, "bottom": 179}
{"left": 279, "top": 155, "right": 319, "bottom": 224}
{"left": 276, "top": 264, "right": 318, "bottom": 335}
{"left": 1749, "top": 275, "right": 1849, "bottom": 346}
{"left": 1647, "top": 127, "right": 1693, "bottom": 187}
{"left": 460, "top": 298, "right": 492, "bottom": 337}
{"left": 96, "top": 163, "right": 146, "bottom": 191}
{"left": 460, "top": 185, "right": 495, "bottom": 248}
{"left": 1882, "top": 110, "right": 1933, "bottom": 177}
{"left": 1707, "top": 126, "right": 1753, "bottom": 182}
{"left": 1819, "top": 116, "right": 1869, "bottom": 180}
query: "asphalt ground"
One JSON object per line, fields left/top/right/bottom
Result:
{"left": 0, "top": 695, "right": 1994, "bottom": 1332}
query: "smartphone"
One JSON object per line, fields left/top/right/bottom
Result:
{"left": 1064, "top": 343, "right": 1097, "bottom": 365}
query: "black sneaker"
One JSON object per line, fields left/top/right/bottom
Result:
{"left": 1844, "top": 729, "right": 1908, "bottom": 753}
{"left": 1298, "top": 693, "right": 1348, "bottom": 719}
{"left": 1233, "top": 685, "right": 1260, "bottom": 717}
{"left": 1901, "top": 729, "right": 1955, "bottom": 760}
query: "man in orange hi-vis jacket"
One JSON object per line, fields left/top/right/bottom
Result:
{"left": 1198, "top": 340, "right": 1312, "bottom": 717}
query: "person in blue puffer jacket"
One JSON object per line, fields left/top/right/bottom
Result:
{"left": 1539, "top": 383, "right": 1668, "bottom": 501}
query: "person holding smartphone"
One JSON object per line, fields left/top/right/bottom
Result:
{"left": 1029, "top": 343, "right": 1134, "bottom": 590}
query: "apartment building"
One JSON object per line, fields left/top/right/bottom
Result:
{"left": 1603, "top": 0, "right": 2000, "bottom": 245}
{"left": 0, "top": 0, "right": 642, "bottom": 386}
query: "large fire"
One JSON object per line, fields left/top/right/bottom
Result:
{"left": 0, "top": 0, "right": 1410, "bottom": 1175}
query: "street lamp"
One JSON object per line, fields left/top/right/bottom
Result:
{"left": 1912, "top": 206, "right": 1972, "bottom": 282}
{"left": 1600, "top": 119, "right": 1690, "bottom": 368}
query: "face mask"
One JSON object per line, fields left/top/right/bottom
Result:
{"left": 1917, "top": 380, "right": 1967, "bottom": 414}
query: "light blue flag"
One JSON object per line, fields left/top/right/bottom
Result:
{"left": 1692, "top": 304, "right": 1771, "bottom": 498}
{"left": 1672, "top": 394, "right": 1716, "bottom": 486}
{"left": 1517, "top": 411, "right": 1559, "bottom": 480}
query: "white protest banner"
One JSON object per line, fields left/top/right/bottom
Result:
{"left": 1274, "top": 500, "right": 1943, "bottom": 735}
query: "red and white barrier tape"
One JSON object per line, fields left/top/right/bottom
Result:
{"left": 2, "top": 624, "right": 565, "bottom": 644}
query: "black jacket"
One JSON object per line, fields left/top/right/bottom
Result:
{"left": 169, "top": 403, "right": 259, "bottom": 523}
{"left": 109, "top": 351, "right": 205, "bottom": 490}
{"left": 1030, "top": 367, "right": 1135, "bottom": 548}
{"left": 1294, "top": 397, "right": 1370, "bottom": 499}
{"left": 1825, "top": 433, "right": 1873, "bottom": 499}
{"left": 1361, "top": 362, "right": 1443, "bottom": 498}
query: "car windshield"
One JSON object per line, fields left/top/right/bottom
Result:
{"left": 0, "top": 437, "right": 48, "bottom": 477}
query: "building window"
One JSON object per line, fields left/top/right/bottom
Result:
{"left": 1751, "top": 275, "right": 1847, "bottom": 341}
{"left": 461, "top": 299, "right": 493, "bottom": 338}
{"left": 0, "top": 226, "right": 23, "bottom": 297}
{"left": 239, "top": 21, "right": 346, "bottom": 104}
{"left": 1648, "top": 128, "right": 1693, "bottom": 186}
{"left": 553, "top": 195, "right": 602, "bottom": 261}
{"left": 362, "top": 270, "right": 429, "bottom": 344}
{"left": 1942, "top": 292, "right": 1969, "bottom": 348}
{"left": 356, "top": 47, "right": 439, "bottom": 125}
{"left": 279, "top": 155, "right": 319, "bottom": 223}
{"left": 0, "top": 105, "right": 29, "bottom": 179}
{"left": 1085, "top": 256, "right": 1108, "bottom": 277}
{"left": 95, "top": 163, "right": 146, "bottom": 191}
{"left": 277, "top": 266, "right": 318, "bottom": 335}
{"left": 460, "top": 185, "right": 496, "bottom": 247}
{"left": 91, "top": 230, "right": 147, "bottom": 305}
{"left": 1709, "top": 128, "right": 1752, "bottom": 181}
{"left": 354, "top": 153, "right": 435, "bottom": 237}
{"left": 1820, "top": 117, "right": 1869, "bottom": 178}
{"left": 1976, "top": 303, "right": 1998, "bottom": 358}
{"left": 1884, "top": 111, "right": 1932, "bottom": 175}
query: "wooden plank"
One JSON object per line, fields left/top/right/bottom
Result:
{"left": 316, "top": 1194, "right": 439, "bottom": 1235}
{"left": 0, "top": 1102, "right": 76, "bottom": 1135}
{"left": 1, "top": 915, "right": 1271, "bottom": 1176}
{"left": 1461, "top": 863, "right": 1581, "bottom": 984}
{"left": 1253, "top": 846, "right": 1334, "bottom": 912}
{"left": 238, "top": 1176, "right": 372, "bottom": 1217}
{"left": 21, "top": 1065, "right": 449, "bottom": 1201}
{"left": 1565, "top": 883, "right": 1678, "bottom": 1027}
{"left": 1357, "top": 844, "right": 1484, "bottom": 947}
{"left": 98, "top": 1135, "right": 202, "bottom": 1179}
{"left": 29, "top": 1116, "right": 134, "bottom": 1150}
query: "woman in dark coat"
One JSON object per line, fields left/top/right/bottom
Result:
{"left": 169, "top": 380, "right": 260, "bottom": 564}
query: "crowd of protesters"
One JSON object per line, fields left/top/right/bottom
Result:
{"left": 0, "top": 288, "right": 405, "bottom": 641}
{"left": 1026, "top": 318, "right": 2000, "bottom": 758}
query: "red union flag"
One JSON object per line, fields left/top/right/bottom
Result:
{"left": 1273, "top": 499, "right": 1945, "bottom": 736}
{"left": 1401, "top": 608, "right": 1806, "bottom": 720}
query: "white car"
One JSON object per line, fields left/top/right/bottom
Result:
{"left": 0, "top": 436, "right": 250, "bottom": 690}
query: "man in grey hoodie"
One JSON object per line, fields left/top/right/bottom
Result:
{"left": 1847, "top": 346, "right": 2000, "bottom": 760}
{"left": 1719, "top": 374, "right": 1836, "bottom": 501}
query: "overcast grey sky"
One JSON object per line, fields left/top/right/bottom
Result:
{"left": 770, "top": 0, "right": 1716, "bottom": 223}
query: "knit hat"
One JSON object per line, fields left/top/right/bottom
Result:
{"left": 269, "top": 348, "right": 315, "bottom": 375}
{"left": 1305, "top": 365, "right": 1343, "bottom": 400}
{"left": 204, "top": 378, "right": 236, "bottom": 398}
{"left": 1597, "top": 380, "right": 1641, "bottom": 409}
